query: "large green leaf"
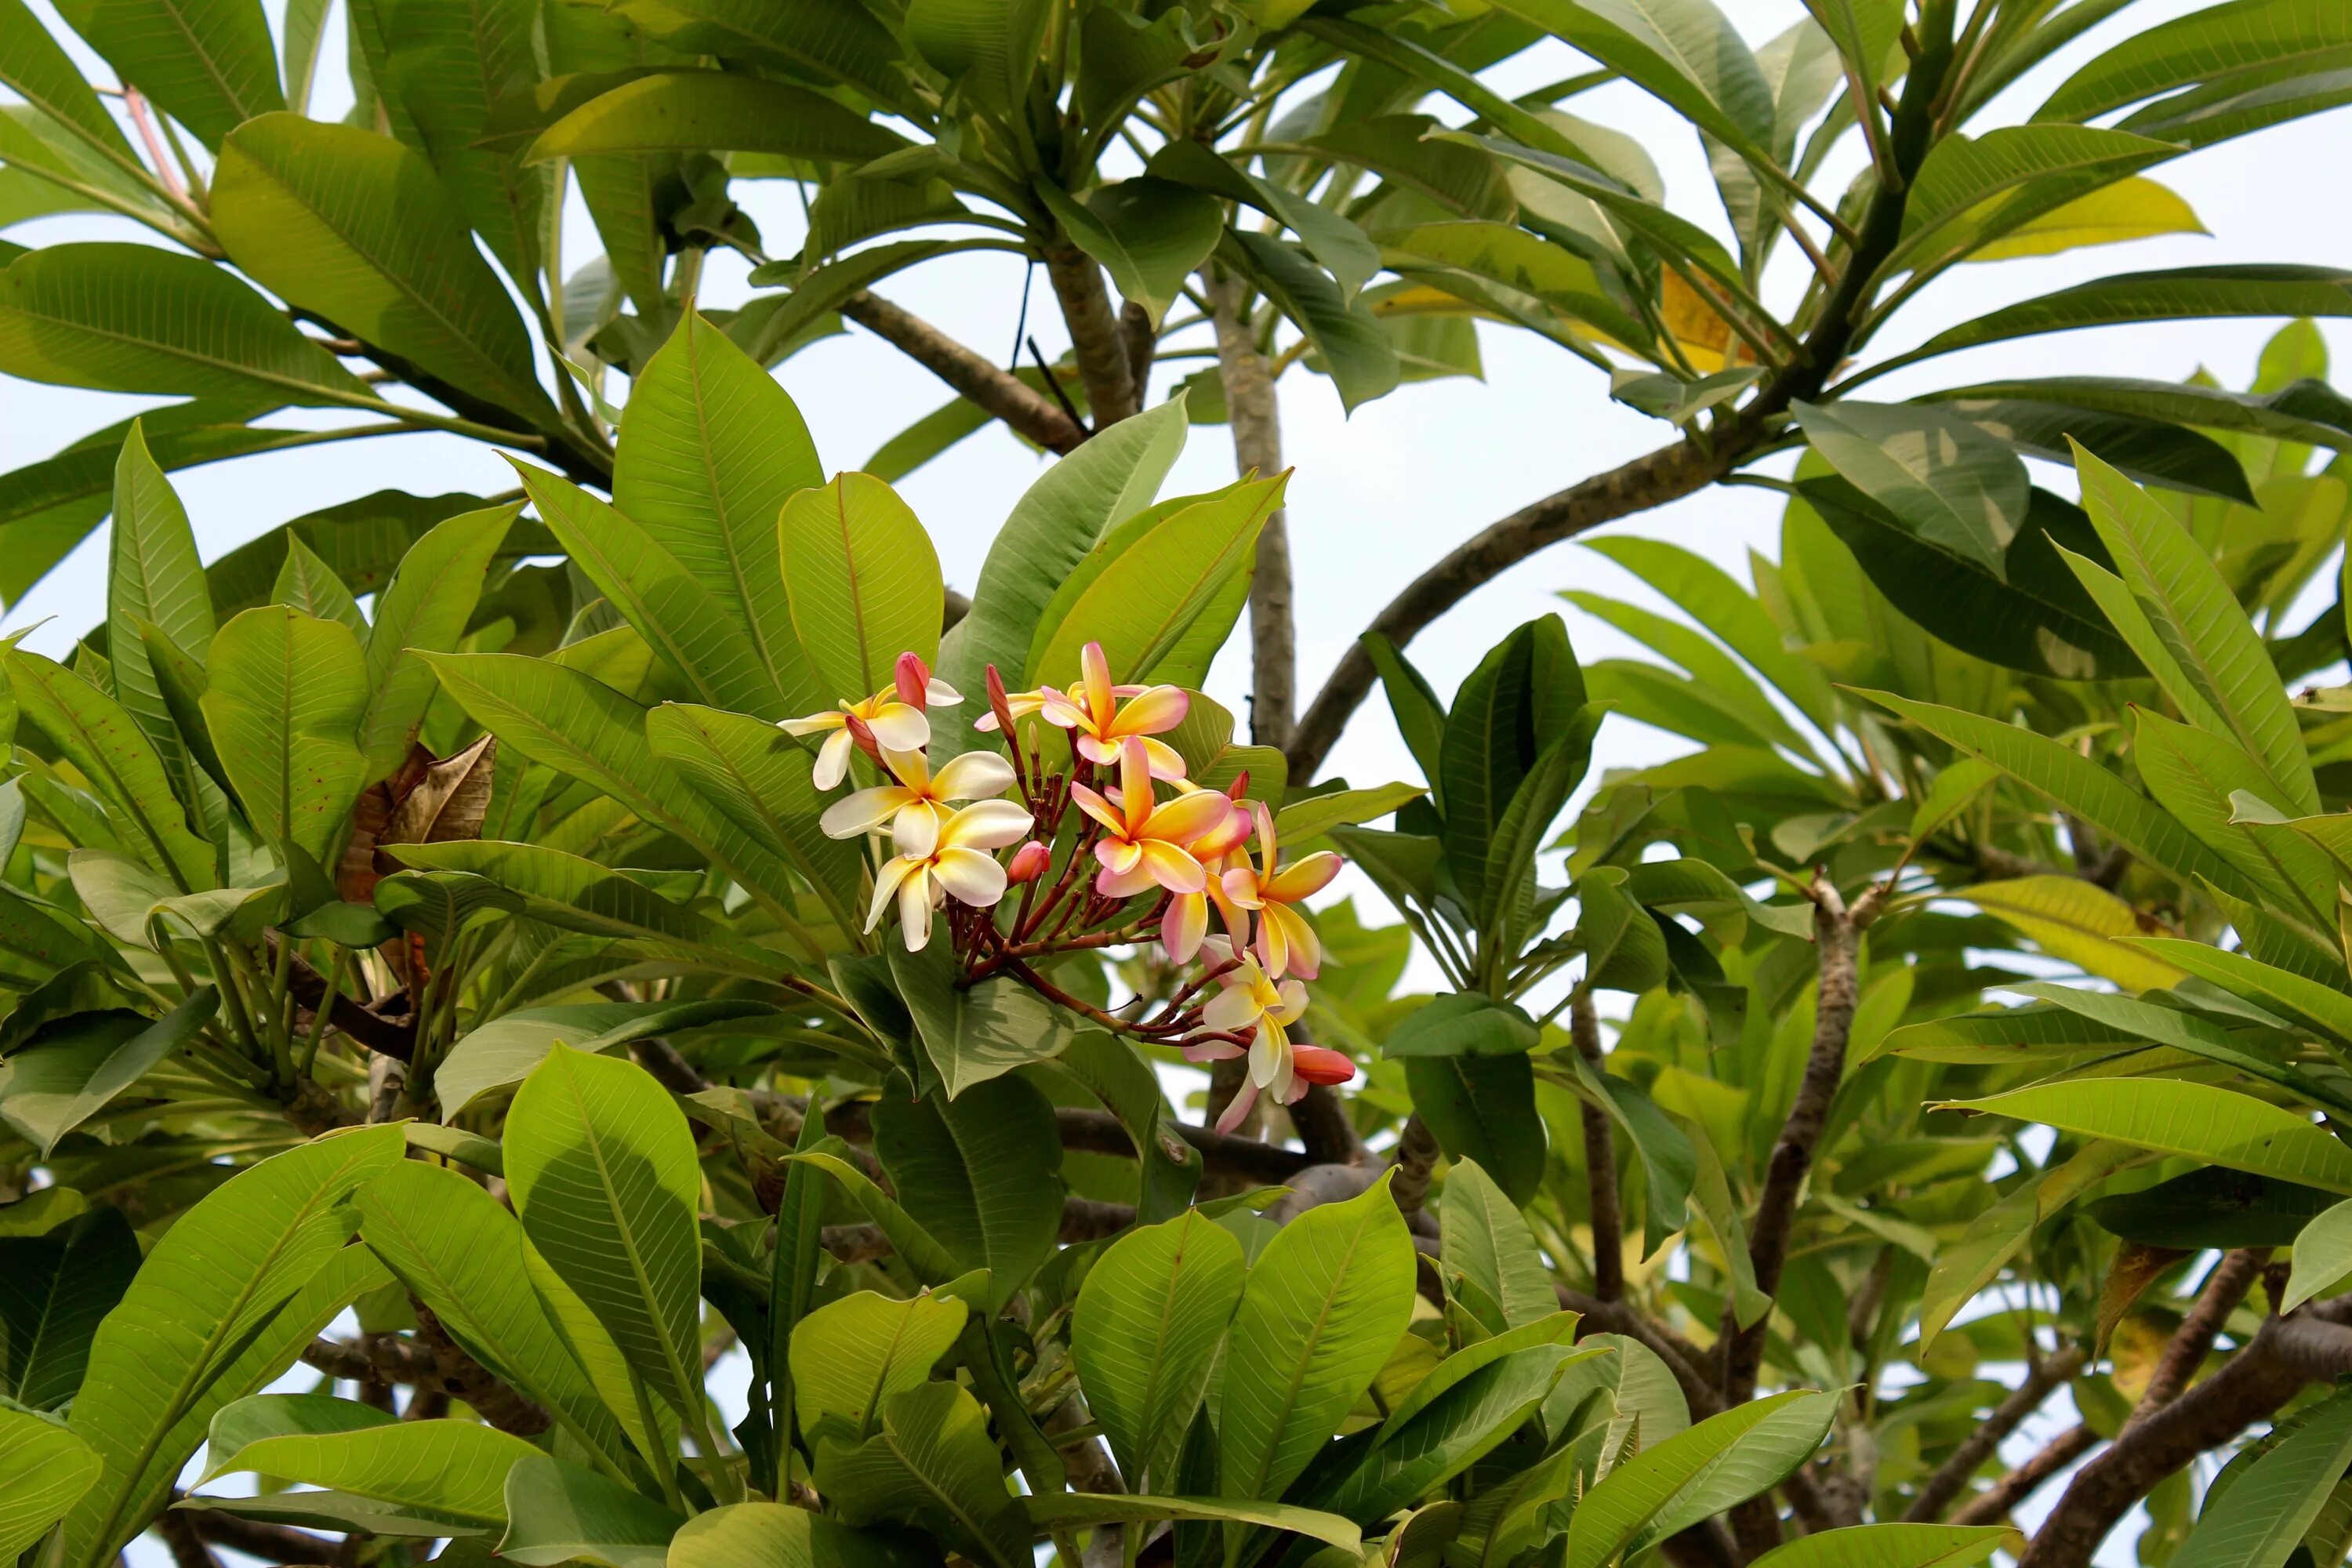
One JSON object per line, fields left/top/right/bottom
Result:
{"left": 615, "top": 310, "right": 825, "bottom": 716}
{"left": 0, "top": 244, "right": 372, "bottom": 405}
{"left": 0, "top": 1405, "right": 99, "bottom": 1560}
{"left": 643, "top": 702, "right": 862, "bottom": 928}
{"left": 353, "top": 1162, "right": 636, "bottom": 1475}
{"left": 0, "top": 0, "right": 139, "bottom": 162}
{"left": 2126, "top": 707, "right": 2335, "bottom": 925}
{"left": 1630, "top": 1390, "right": 1841, "bottom": 1552}
{"left": 53, "top": 0, "right": 281, "bottom": 146}
{"left": 62, "top": 1126, "right": 405, "bottom": 1568}
{"left": 1407, "top": 1054, "right": 1549, "bottom": 1207}
{"left": 270, "top": 535, "right": 365, "bottom": 634}
{"left": 1147, "top": 142, "right": 1379, "bottom": 303}
{"left": 1040, "top": 174, "right": 1221, "bottom": 331}
{"left": 1922, "top": 376, "right": 2352, "bottom": 450}
{"left": 6, "top": 647, "right": 212, "bottom": 891}
{"left": 380, "top": 0, "right": 546, "bottom": 287}
{"left": 1748, "top": 1525, "right": 2005, "bottom": 1568}
{"left": 2074, "top": 442, "right": 2318, "bottom": 813}
{"left": 1072, "top": 1210, "right": 1245, "bottom": 1493}
{"left": 0, "top": 990, "right": 218, "bottom": 1156}
{"left": 503, "top": 1045, "right": 706, "bottom": 1419}
{"left": 937, "top": 395, "right": 1186, "bottom": 747}
{"left": 0, "top": 1207, "right": 140, "bottom": 1410}
{"left": 1585, "top": 536, "right": 1835, "bottom": 728}
{"left": 597, "top": 0, "right": 905, "bottom": 107}
{"left": 1219, "top": 1176, "right": 1417, "bottom": 1503}
{"left": 1222, "top": 231, "right": 1400, "bottom": 413}
{"left": 525, "top": 70, "right": 906, "bottom": 163}
{"left": 1439, "top": 1157, "right": 1558, "bottom": 1340}
{"left": 497, "top": 1454, "right": 682, "bottom": 1568}
{"left": 2285, "top": 1197, "right": 2352, "bottom": 1314}
{"left": 869, "top": 1074, "right": 1063, "bottom": 1312}
{"left": 815, "top": 1382, "right": 1029, "bottom": 1568}
{"left": 2136, "top": 938, "right": 2352, "bottom": 1045}
{"left": 200, "top": 604, "right": 368, "bottom": 860}
{"left": 1889, "top": 265, "right": 2352, "bottom": 372}
{"left": 103, "top": 423, "right": 212, "bottom": 792}
{"left": 2172, "top": 1387, "right": 2352, "bottom": 1568}
{"left": 1949, "top": 1080, "right": 2352, "bottom": 1193}
{"left": 1792, "top": 400, "right": 2028, "bottom": 576}
{"left": 1948, "top": 397, "right": 2255, "bottom": 504}
{"left": 1886, "top": 125, "right": 2182, "bottom": 278}
{"left": 1027, "top": 475, "right": 1283, "bottom": 691}
{"left": 779, "top": 473, "right": 943, "bottom": 705}
{"left": 212, "top": 114, "right": 559, "bottom": 429}
{"left": 1025, "top": 1494, "right": 1359, "bottom": 1549}
{"left": 2037, "top": 0, "right": 2352, "bottom": 123}
{"left": 201, "top": 1394, "right": 538, "bottom": 1525}
{"left": 667, "top": 1501, "right": 938, "bottom": 1568}
{"left": 1565, "top": 1391, "right": 1824, "bottom": 1568}
{"left": 514, "top": 463, "right": 786, "bottom": 720}
{"left": 788, "top": 1289, "right": 967, "bottom": 1446}
{"left": 358, "top": 503, "right": 516, "bottom": 779}
{"left": 889, "top": 939, "right": 1076, "bottom": 1098}
{"left": 1486, "top": 0, "right": 1773, "bottom": 166}
{"left": 433, "top": 999, "right": 779, "bottom": 1117}
{"left": 1860, "top": 691, "right": 2257, "bottom": 899}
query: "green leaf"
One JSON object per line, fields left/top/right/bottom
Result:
{"left": 1792, "top": 401, "right": 2028, "bottom": 576}
{"left": 1362, "top": 634, "right": 1450, "bottom": 807}
{"left": 1486, "top": 0, "right": 1773, "bottom": 166}
{"left": 379, "top": 0, "right": 546, "bottom": 286}
{"left": 1025, "top": 1494, "right": 1360, "bottom": 1550}
{"left": 503, "top": 1046, "right": 706, "bottom": 1419}
{"left": 359, "top": 503, "right": 517, "bottom": 779}
{"left": 1147, "top": 142, "right": 1379, "bottom": 303}
{"left": 353, "top": 1162, "right": 637, "bottom": 1475}
{"left": 1407, "top": 1054, "right": 1548, "bottom": 1207}
{"left": 0, "top": 244, "right": 372, "bottom": 405}
{"left": 2172, "top": 1387, "right": 2352, "bottom": 1568}
{"left": 271, "top": 535, "right": 365, "bottom": 635}
{"left": 7, "top": 647, "right": 212, "bottom": 891}
{"left": 0, "top": 0, "right": 140, "bottom": 162}
{"left": 889, "top": 939, "right": 1076, "bottom": 1098}
{"left": 1963, "top": 877, "right": 2190, "bottom": 991}
{"left": 525, "top": 70, "right": 904, "bottom": 163}
{"left": 1039, "top": 175, "right": 1221, "bottom": 330}
{"left": 1923, "top": 376, "right": 2352, "bottom": 450}
{"left": 0, "top": 989, "right": 218, "bottom": 1156}
{"left": 1052, "top": 1031, "right": 1200, "bottom": 1223}
{"left": 1565, "top": 1391, "right": 1826, "bottom": 1568}
{"left": 1439, "top": 1157, "right": 1558, "bottom": 1340}
{"left": 1747, "top": 1524, "right": 2005, "bottom": 1568}
{"left": 201, "top": 1394, "right": 539, "bottom": 1525}
{"left": 105, "top": 423, "right": 212, "bottom": 791}
{"left": 212, "top": 114, "right": 559, "bottom": 430}
{"left": 1885, "top": 125, "right": 2182, "bottom": 279}
{"left": 514, "top": 463, "right": 786, "bottom": 720}
{"left": 0, "top": 1405, "right": 99, "bottom": 1560}
{"left": 1572, "top": 1055, "right": 1693, "bottom": 1255}
{"left": 53, "top": 0, "right": 281, "bottom": 146}
{"left": 63, "top": 1126, "right": 404, "bottom": 1568}
{"left": 497, "top": 1454, "right": 682, "bottom": 1568}
{"left": 2127, "top": 708, "right": 2335, "bottom": 925}
{"left": 815, "top": 1381, "right": 1028, "bottom": 1568}
{"left": 615, "top": 310, "right": 826, "bottom": 716}
{"left": 1629, "top": 1391, "right": 1841, "bottom": 1553}
{"left": 1948, "top": 1079, "right": 2352, "bottom": 1193}
{"left": 1072, "top": 1210, "right": 1245, "bottom": 1493}
{"left": 1484, "top": 716, "right": 1601, "bottom": 931}
{"left": 2088, "top": 1168, "right": 2336, "bottom": 1251}
{"left": 172, "top": 1492, "right": 481, "bottom": 1540}
{"left": 1889, "top": 265, "right": 2352, "bottom": 373}
{"left": 667, "top": 1501, "right": 938, "bottom": 1568}
{"left": 0, "top": 1206, "right": 140, "bottom": 1410}
{"left": 938, "top": 396, "right": 1185, "bottom": 746}
{"left": 1858, "top": 691, "right": 2258, "bottom": 901}
{"left": 779, "top": 473, "right": 943, "bottom": 705}
{"left": 1965, "top": 177, "right": 2206, "bottom": 262}
{"left": 1438, "top": 617, "right": 1585, "bottom": 915}
{"left": 2136, "top": 938, "right": 2352, "bottom": 1046}
{"left": 1947, "top": 397, "right": 2255, "bottom": 505}
{"left": 1218, "top": 1174, "right": 1417, "bottom": 1503}
{"left": 440, "top": 1001, "right": 771, "bottom": 1114}
{"left": 2285, "top": 1197, "right": 2352, "bottom": 1314}
{"left": 1221, "top": 231, "right": 1399, "bottom": 414}
{"left": 786, "top": 1149, "right": 964, "bottom": 1287}
{"left": 200, "top": 605, "right": 368, "bottom": 862}
{"left": 2037, "top": 0, "right": 2352, "bottom": 122}
{"left": 2073, "top": 441, "right": 2318, "bottom": 814}
{"left": 1028, "top": 476, "right": 1283, "bottom": 690}
{"left": 644, "top": 702, "right": 862, "bottom": 928}
{"left": 1585, "top": 537, "right": 1835, "bottom": 730}
{"left": 789, "top": 1289, "right": 967, "bottom": 1446}
{"left": 1385, "top": 993, "right": 1541, "bottom": 1058}
{"left": 870, "top": 1074, "right": 1064, "bottom": 1312}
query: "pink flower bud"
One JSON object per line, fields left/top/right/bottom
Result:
{"left": 1292, "top": 1045, "right": 1356, "bottom": 1087}
{"left": 985, "top": 663, "right": 1020, "bottom": 738}
{"left": 895, "top": 651, "right": 932, "bottom": 710}
{"left": 841, "top": 712, "right": 884, "bottom": 768}
{"left": 1006, "top": 840, "right": 1052, "bottom": 884}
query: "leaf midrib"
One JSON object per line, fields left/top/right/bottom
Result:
{"left": 1235, "top": 1207, "right": 1374, "bottom": 1499}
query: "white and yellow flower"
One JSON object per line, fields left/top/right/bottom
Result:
{"left": 819, "top": 746, "right": 1017, "bottom": 849}
{"left": 866, "top": 799, "right": 1033, "bottom": 951}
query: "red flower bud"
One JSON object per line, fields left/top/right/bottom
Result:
{"left": 985, "top": 663, "right": 1020, "bottom": 739}
{"left": 1291, "top": 1045, "right": 1356, "bottom": 1087}
{"left": 841, "top": 712, "right": 884, "bottom": 768}
{"left": 1007, "top": 840, "right": 1051, "bottom": 884}
{"left": 895, "top": 651, "right": 932, "bottom": 710}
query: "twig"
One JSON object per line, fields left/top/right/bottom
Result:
{"left": 1904, "top": 1345, "right": 2086, "bottom": 1521}
{"left": 1207, "top": 266, "right": 1295, "bottom": 751}
{"left": 839, "top": 291, "right": 1086, "bottom": 454}
{"left": 183, "top": 1508, "right": 339, "bottom": 1566}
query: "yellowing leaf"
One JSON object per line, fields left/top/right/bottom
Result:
{"left": 1965, "top": 877, "right": 2188, "bottom": 991}
{"left": 1967, "top": 177, "right": 2205, "bottom": 262}
{"left": 1658, "top": 271, "right": 1751, "bottom": 373}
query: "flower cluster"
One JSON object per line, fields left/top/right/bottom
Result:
{"left": 784, "top": 641, "right": 1355, "bottom": 1126}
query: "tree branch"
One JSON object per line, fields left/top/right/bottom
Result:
{"left": 1904, "top": 1345, "right": 2086, "bottom": 1521}
{"left": 1208, "top": 267, "right": 1295, "bottom": 750}
{"left": 181, "top": 1508, "right": 339, "bottom": 1566}
{"left": 839, "top": 291, "right": 1087, "bottom": 455}
{"left": 1390, "top": 1113, "right": 1440, "bottom": 1218}
{"left": 1044, "top": 236, "right": 1138, "bottom": 427}
{"left": 1571, "top": 993, "right": 1624, "bottom": 1302}
{"left": 1948, "top": 1425, "right": 2097, "bottom": 1528}
{"left": 826, "top": 1195, "right": 1138, "bottom": 1263}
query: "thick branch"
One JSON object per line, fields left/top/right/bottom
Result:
{"left": 1291, "top": 1079, "right": 1366, "bottom": 1167}
{"left": 1949, "top": 1425, "right": 2097, "bottom": 1527}
{"left": 1390, "top": 1114, "right": 1440, "bottom": 1218}
{"left": 1208, "top": 267, "right": 1295, "bottom": 750}
{"left": 182, "top": 1509, "right": 339, "bottom": 1566}
{"left": 1571, "top": 993, "right": 1624, "bottom": 1302}
{"left": 826, "top": 1195, "right": 1138, "bottom": 1263}
{"left": 839, "top": 291, "right": 1087, "bottom": 454}
{"left": 1904, "top": 1345, "right": 2085, "bottom": 1521}
{"left": 1044, "top": 236, "right": 1138, "bottom": 426}
{"left": 1050, "top": 1105, "right": 1314, "bottom": 1183}
{"left": 156, "top": 1501, "right": 223, "bottom": 1568}
{"left": 283, "top": 940, "right": 415, "bottom": 1060}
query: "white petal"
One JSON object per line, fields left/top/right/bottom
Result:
{"left": 942, "top": 798, "right": 1035, "bottom": 851}
{"left": 1203, "top": 986, "right": 1261, "bottom": 1032}
{"left": 926, "top": 677, "right": 962, "bottom": 705}
{"left": 867, "top": 705, "right": 931, "bottom": 750}
{"left": 866, "top": 858, "right": 918, "bottom": 933}
{"left": 812, "top": 729, "right": 853, "bottom": 791}
{"left": 893, "top": 803, "right": 942, "bottom": 859}
{"left": 1248, "top": 1025, "right": 1281, "bottom": 1088}
{"left": 932, "top": 847, "right": 1009, "bottom": 907}
{"left": 820, "top": 786, "right": 913, "bottom": 840}
{"left": 898, "top": 869, "right": 936, "bottom": 949}
{"left": 931, "top": 749, "right": 1015, "bottom": 801}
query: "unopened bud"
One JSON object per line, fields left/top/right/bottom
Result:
{"left": 1007, "top": 840, "right": 1051, "bottom": 884}
{"left": 1291, "top": 1045, "right": 1356, "bottom": 1087}
{"left": 895, "top": 651, "right": 932, "bottom": 710}
{"left": 842, "top": 712, "right": 885, "bottom": 768}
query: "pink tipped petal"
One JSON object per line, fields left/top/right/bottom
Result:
{"left": 1162, "top": 893, "right": 1207, "bottom": 965}
{"left": 973, "top": 710, "right": 1003, "bottom": 732}
{"left": 1254, "top": 911, "right": 1288, "bottom": 980}
{"left": 1038, "top": 690, "right": 1088, "bottom": 729}
{"left": 1076, "top": 734, "right": 1123, "bottom": 768}
{"left": 812, "top": 729, "right": 855, "bottom": 790}
{"left": 1137, "top": 737, "right": 1191, "bottom": 782}
{"left": 931, "top": 846, "right": 1009, "bottom": 907}
{"left": 1214, "top": 1080, "right": 1258, "bottom": 1135}
{"left": 1007, "top": 841, "right": 1051, "bottom": 884}
{"left": 1138, "top": 840, "right": 1208, "bottom": 895}
{"left": 1097, "top": 838, "right": 1143, "bottom": 876}
{"left": 1111, "top": 685, "right": 1189, "bottom": 737}
{"left": 1116, "top": 739, "right": 1154, "bottom": 833}
{"left": 866, "top": 858, "right": 920, "bottom": 933}
{"left": 1068, "top": 783, "right": 1127, "bottom": 839}
{"left": 1265, "top": 851, "right": 1344, "bottom": 902}
{"left": 1183, "top": 1039, "right": 1244, "bottom": 1063}
{"left": 931, "top": 750, "right": 1015, "bottom": 801}
{"left": 1080, "top": 642, "right": 1115, "bottom": 722}
{"left": 819, "top": 785, "right": 913, "bottom": 840}
{"left": 1145, "top": 789, "right": 1233, "bottom": 847}
{"left": 1200, "top": 934, "right": 1239, "bottom": 971}
{"left": 942, "top": 799, "right": 1034, "bottom": 851}
{"left": 866, "top": 705, "right": 930, "bottom": 752}
{"left": 1094, "top": 858, "right": 1160, "bottom": 900}
{"left": 1221, "top": 866, "right": 1266, "bottom": 910}
{"left": 1269, "top": 905, "right": 1322, "bottom": 979}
